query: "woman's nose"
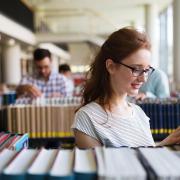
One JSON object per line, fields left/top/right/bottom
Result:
{"left": 137, "top": 72, "right": 148, "bottom": 82}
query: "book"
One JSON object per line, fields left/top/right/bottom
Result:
{"left": 0, "top": 146, "right": 180, "bottom": 180}
{"left": 102, "top": 147, "right": 146, "bottom": 180}
{"left": 11, "top": 133, "right": 29, "bottom": 151}
{"left": 74, "top": 148, "right": 97, "bottom": 180}
{"left": 0, "top": 132, "right": 11, "bottom": 146}
{"left": 49, "top": 149, "right": 74, "bottom": 180}
{"left": 0, "top": 132, "right": 29, "bottom": 152}
{"left": 94, "top": 147, "right": 106, "bottom": 180}
{"left": 138, "top": 147, "right": 180, "bottom": 179}
{"left": 0, "top": 135, "right": 18, "bottom": 151}
{"left": 2, "top": 149, "right": 38, "bottom": 180}
{"left": 0, "top": 149, "right": 17, "bottom": 180}
{"left": 27, "top": 148, "right": 58, "bottom": 180}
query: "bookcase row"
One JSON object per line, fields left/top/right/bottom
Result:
{"left": 1, "top": 98, "right": 180, "bottom": 140}
{"left": 0, "top": 146, "right": 180, "bottom": 180}
{"left": 0, "top": 105, "right": 77, "bottom": 138}
{"left": 137, "top": 100, "right": 180, "bottom": 135}
{"left": 0, "top": 132, "right": 28, "bottom": 152}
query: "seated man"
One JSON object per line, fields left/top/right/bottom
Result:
{"left": 59, "top": 64, "right": 74, "bottom": 97}
{"left": 16, "top": 48, "right": 66, "bottom": 98}
{"left": 136, "top": 68, "right": 170, "bottom": 100}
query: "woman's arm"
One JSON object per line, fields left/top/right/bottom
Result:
{"left": 74, "top": 129, "right": 102, "bottom": 148}
{"left": 157, "top": 127, "right": 180, "bottom": 146}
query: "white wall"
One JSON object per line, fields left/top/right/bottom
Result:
{"left": 68, "top": 42, "right": 94, "bottom": 66}
{"left": 0, "top": 14, "right": 36, "bottom": 45}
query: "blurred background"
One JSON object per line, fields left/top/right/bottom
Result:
{"left": 0, "top": 0, "right": 178, "bottom": 93}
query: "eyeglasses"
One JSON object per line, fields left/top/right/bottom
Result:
{"left": 117, "top": 62, "right": 155, "bottom": 77}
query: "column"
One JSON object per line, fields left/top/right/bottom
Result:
{"left": 173, "top": 0, "right": 180, "bottom": 90}
{"left": 2, "top": 42, "right": 21, "bottom": 85}
{"left": 145, "top": 4, "right": 159, "bottom": 68}
{"left": 51, "top": 54, "right": 59, "bottom": 73}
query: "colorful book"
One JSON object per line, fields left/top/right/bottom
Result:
{"left": 11, "top": 133, "right": 29, "bottom": 151}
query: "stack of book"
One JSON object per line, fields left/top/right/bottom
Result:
{"left": 0, "top": 132, "right": 28, "bottom": 152}
{"left": 15, "top": 96, "right": 82, "bottom": 106}
{"left": 0, "top": 146, "right": 179, "bottom": 180}
{"left": 0, "top": 105, "right": 77, "bottom": 138}
{"left": 2, "top": 97, "right": 180, "bottom": 140}
{"left": 136, "top": 98, "right": 180, "bottom": 138}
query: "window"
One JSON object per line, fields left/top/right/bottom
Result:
{"left": 159, "top": 5, "right": 173, "bottom": 78}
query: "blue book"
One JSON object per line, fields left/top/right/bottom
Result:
{"left": 158, "top": 103, "right": 163, "bottom": 134}
{"left": 48, "top": 150, "right": 74, "bottom": 180}
{"left": 167, "top": 103, "right": 172, "bottom": 134}
{"left": 2, "top": 149, "right": 37, "bottom": 180}
{"left": 177, "top": 103, "right": 180, "bottom": 127}
{"left": 170, "top": 103, "right": 175, "bottom": 132}
{"left": 148, "top": 103, "right": 154, "bottom": 133}
{"left": 174, "top": 103, "right": 178, "bottom": 128}
{"left": 153, "top": 103, "right": 159, "bottom": 135}
{"left": 12, "top": 133, "right": 29, "bottom": 151}
{"left": 162, "top": 103, "right": 168, "bottom": 134}
{"left": 27, "top": 149, "right": 58, "bottom": 180}
{"left": 74, "top": 148, "right": 97, "bottom": 180}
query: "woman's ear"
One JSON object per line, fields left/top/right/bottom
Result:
{"left": 106, "top": 59, "right": 115, "bottom": 74}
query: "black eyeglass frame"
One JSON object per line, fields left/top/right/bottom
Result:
{"left": 116, "top": 61, "right": 155, "bottom": 77}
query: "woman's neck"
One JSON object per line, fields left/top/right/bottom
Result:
{"left": 95, "top": 93, "right": 129, "bottom": 111}
{"left": 108, "top": 95, "right": 132, "bottom": 116}
{"left": 110, "top": 94, "right": 127, "bottom": 106}
{"left": 102, "top": 94, "right": 129, "bottom": 111}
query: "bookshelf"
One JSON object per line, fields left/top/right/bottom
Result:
{"left": 0, "top": 146, "right": 180, "bottom": 180}
{"left": 29, "top": 137, "right": 75, "bottom": 149}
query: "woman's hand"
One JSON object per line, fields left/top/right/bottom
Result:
{"left": 158, "top": 126, "right": 180, "bottom": 146}
{"left": 135, "top": 92, "right": 147, "bottom": 100}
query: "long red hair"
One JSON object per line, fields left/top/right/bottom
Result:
{"left": 80, "top": 27, "right": 151, "bottom": 110}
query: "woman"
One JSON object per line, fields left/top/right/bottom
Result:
{"left": 72, "top": 27, "right": 180, "bottom": 148}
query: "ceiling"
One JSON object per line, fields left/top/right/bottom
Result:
{"left": 22, "top": 0, "right": 172, "bottom": 38}
{"left": 3, "top": 0, "right": 171, "bottom": 66}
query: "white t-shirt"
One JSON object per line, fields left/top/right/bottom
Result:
{"left": 72, "top": 102, "right": 155, "bottom": 147}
